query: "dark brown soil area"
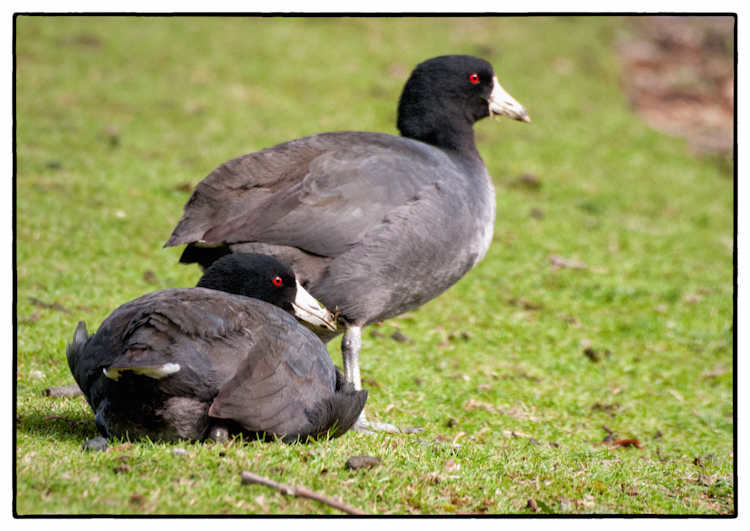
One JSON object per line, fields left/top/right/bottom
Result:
{"left": 616, "top": 16, "right": 735, "bottom": 157}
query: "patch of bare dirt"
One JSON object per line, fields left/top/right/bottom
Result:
{"left": 617, "top": 16, "right": 734, "bottom": 156}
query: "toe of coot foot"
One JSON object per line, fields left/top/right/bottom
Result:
{"left": 82, "top": 436, "right": 108, "bottom": 452}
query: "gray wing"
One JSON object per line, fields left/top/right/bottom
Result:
{"left": 206, "top": 315, "right": 337, "bottom": 437}
{"left": 166, "top": 132, "right": 454, "bottom": 258}
{"left": 86, "top": 289, "right": 278, "bottom": 400}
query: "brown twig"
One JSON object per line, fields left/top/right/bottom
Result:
{"left": 240, "top": 470, "right": 365, "bottom": 515}
{"left": 28, "top": 297, "right": 72, "bottom": 314}
{"left": 41, "top": 415, "right": 84, "bottom": 426}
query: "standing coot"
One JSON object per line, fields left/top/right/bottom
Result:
{"left": 165, "top": 55, "right": 529, "bottom": 430}
{"left": 67, "top": 253, "right": 367, "bottom": 444}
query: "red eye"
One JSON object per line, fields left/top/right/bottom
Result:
{"left": 469, "top": 73, "right": 480, "bottom": 84}
{"left": 272, "top": 276, "right": 283, "bottom": 287}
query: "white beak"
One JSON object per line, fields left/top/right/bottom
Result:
{"left": 292, "top": 280, "right": 337, "bottom": 331}
{"left": 488, "top": 75, "right": 530, "bottom": 123}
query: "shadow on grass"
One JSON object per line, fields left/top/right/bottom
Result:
{"left": 16, "top": 400, "right": 344, "bottom": 447}
{"left": 16, "top": 402, "right": 99, "bottom": 444}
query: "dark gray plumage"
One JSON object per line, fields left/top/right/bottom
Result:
{"left": 67, "top": 254, "right": 367, "bottom": 443}
{"left": 165, "top": 55, "right": 529, "bottom": 430}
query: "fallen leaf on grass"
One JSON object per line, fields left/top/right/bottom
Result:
{"left": 452, "top": 432, "right": 467, "bottom": 445}
{"left": 701, "top": 366, "right": 727, "bottom": 379}
{"left": 502, "top": 429, "right": 534, "bottom": 439}
{"left": 111, "top": 442, "right": 134, "bottom": 452}
{"left": 129, "top": 493, "right": 146, "bottom": 507}
{"left": 464, "top": 398, "right": 540, "bottom": 421}
{"left": 443, "top": 459, "right": 459, "bottom": 472}
{"left": 597, "top": 438, "right": 645, "bottom": 449}
{"left": 19, "top": 311, "right": 41, "bottom": 324}
{"left": 106, "top": 125, "right": 120, "bottom": 147}
{"left": 172, "top": 182, "right": 194, "bottom": 193}
{"left": 507, "top": 172, "right": 542, "bottom": 190}
{"left": 575, "top": 494, "right": 596, "bottom": 510}
{"left": 581, "top": 338, "right": 610, "bottom": 363}
{"left": 508, "top": 298, "right": 543, "bottom": 310}
{"left": 345, "top": 455, "right": 381, "bottom": 470}
{"left": 445, "top": 418, "right": 459, "bottom": 428}
{"left": 591, "top": 403, "right": 620, "bottom": 417}
{"left": 550, "top": 254, "right": 587, "bottom": 270}
{"left": 499, "top": 369, "right": 543, "bottom": 383}
{"left": 464, "top": 398, "right": 495, "bottom": 413}
{"left": 527, "top": 498, "right": 541, "bottom": 513}
{"left": 114, "top": 464, "right": 131, "bottom": 474}
{"left": 391, "top": 330, "right": 413, "bottom": 344}
{"left": 421, "top": 472, "right": 443, "bottom": 485}
{"left": 559, "top": 496, "right": 574, "bottom": 512}
{"left": 668, "top": 389, "right": 685, "bottom": 402}
{"left": 562, "top": 314, "right": 582, "bottom": 326}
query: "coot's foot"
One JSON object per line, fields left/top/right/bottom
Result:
{"left": 82, "top": 436, "right": 108, "bottom": 452}
{"left": 353, "top": 413, "right": 424, "bottom": 434}
{"left": 207, "top": 425, "right": 230, "bottom": 443}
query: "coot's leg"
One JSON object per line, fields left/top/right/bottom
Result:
{"left": 342, "top": 325, "right": 400, "bottom": 434}
{"left": 342, "top": 325, "right": 362, "bottom": 390}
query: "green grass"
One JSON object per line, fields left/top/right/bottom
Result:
{"left": 15, "top": 16, "right": 734, "bottom": 515}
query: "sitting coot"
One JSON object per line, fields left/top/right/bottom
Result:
{"left": 66, "top": 253, "right": 367, "bottom": 443}
{"left": 165, "top": 55, "right": 529, "bottom": 430}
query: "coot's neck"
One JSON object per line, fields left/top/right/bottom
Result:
{"left": 397, "top": 100, "right": 482, "bottom": 156}
{"left": 399, "top": 115, "right": 480, "bottom": 156}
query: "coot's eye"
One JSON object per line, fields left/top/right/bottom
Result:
{"left": 272, "top": 276, "right": 283, "bottom": 287}
{"left": 469, "top": 73, "right": 480, "bottom": 84}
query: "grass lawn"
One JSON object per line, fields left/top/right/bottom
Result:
{"left": 14, "top": 15, "right": 735, "bottom": 515}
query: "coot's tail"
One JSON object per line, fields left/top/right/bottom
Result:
{"left": 66, "top": 321, "right": 91, "bottom": 394}
{"left": 284, "top": 367, "right": 368, "bottom": 443}
{"left": 286, "top": 387, "right": 368, "bottom": 443}
{"left": 178, "top": 243, "right": 231, "bottom": 271}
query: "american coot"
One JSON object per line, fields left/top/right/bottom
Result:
{"left": 67, "top": 253, "right": 367, "bottom": 443}
{"left": 165, "top": 55, "right": 529, "bottom": 431}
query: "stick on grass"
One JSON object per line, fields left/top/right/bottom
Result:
{"left": 240, "top": 470, "right": 365, "bottom": 515}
